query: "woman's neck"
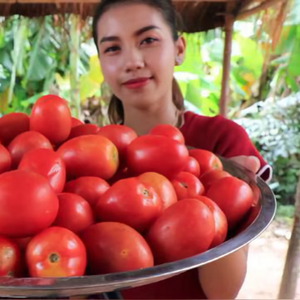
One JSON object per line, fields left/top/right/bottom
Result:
{"left": 123, "top": 102, "right": 179, "bottom": 136}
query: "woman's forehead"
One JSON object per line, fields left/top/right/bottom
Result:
{"left": 97, "top": 3, "right": 167, "bottom": 38}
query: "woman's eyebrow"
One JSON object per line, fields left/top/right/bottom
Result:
{"left": 99, "top": 25, "right": 160, "bottom": 45}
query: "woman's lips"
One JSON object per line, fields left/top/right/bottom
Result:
{"left": 123, "top": 77, "right": 151, "bottom": 89}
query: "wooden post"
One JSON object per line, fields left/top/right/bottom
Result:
{"left": 70, "top": 14, "right": 81, "bottom": 118}
{"left": 278, "top": 177, "right": 300, "bottom": 299}
{"left": 219, "top": 10, "right": 234, "bottom": 117}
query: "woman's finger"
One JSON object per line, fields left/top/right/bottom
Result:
{"left": 229, "top": 156, "right": 260, "bottom": 174}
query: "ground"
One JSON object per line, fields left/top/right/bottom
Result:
{"left": 237, "top": 219, "right": 300, "bottom": 299}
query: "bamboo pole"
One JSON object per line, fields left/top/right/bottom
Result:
{"left": 278, "top": 177, "right": 300, "bottom": 299}
{"left": 219, "top": 8, "right": 234, "bottom": 117}
{"left": 69, "top": 14, "right": 81, "bottom": 118}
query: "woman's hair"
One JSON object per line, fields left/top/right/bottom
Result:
{"left": 93, "top": 0, "right": 185, "bottom": 124}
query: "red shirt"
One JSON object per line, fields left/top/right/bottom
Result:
{"left": 122, "top": 111, "right": 270, "bottom": 299}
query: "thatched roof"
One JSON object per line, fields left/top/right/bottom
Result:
{"left": 0, "top": 0, "right": 286, "bottom": 33}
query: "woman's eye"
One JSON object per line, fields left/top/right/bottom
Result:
{"left": 104, "top": 46, "right": 120, "bottom": 53}
{"left": 141, "top": 37, "right": 158, "bottom": 45}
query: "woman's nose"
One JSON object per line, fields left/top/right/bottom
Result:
{"left": 124, "top": 49, "right": 145, "bottom": 72}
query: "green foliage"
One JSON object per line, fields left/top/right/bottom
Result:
{"left": 235, "top": 93, "right": 300, "bottom": 204}
{"left": 0, "top": 15, "right": 102, "bottom": 120}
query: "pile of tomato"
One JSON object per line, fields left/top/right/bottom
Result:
{"left": 0, "top": 94, "right": 259, "bottom": 278}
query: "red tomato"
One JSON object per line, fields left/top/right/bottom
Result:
{"left": 183, "top": 156, "right": 200, "bottom": 177}
{"left": 200, "top": 169, "right": 231, "bottom": 191}
{"left": 0, "top": 236, "right": 21, "bottom": 277}
{"left": 195, "top": 196, "right": 228, "bottom": 248}
{"left": 146, "top": 199, "right": 215, "bottom": 264}
{"left": 57, "top": 135, "right": 119, "bottom": 180}
{"left": 171, "top": 172, "right": 205, "bottom": 200}
{"left": 149, "top": 124, "right": 185, "bottom": 144}
{"left": 68, "top": 124, "right": 99, "bottom": 140}
{"left": 95, "top": 178, "right": 162, "bottom": 232}
{"left": 97, "top": 124, "right": 137, "bottom": 161}
{"left": 53, "top": 193, "right": 95, "bottom": 234}
{"left": 0, "top": 113, "right": 30, "bottom": 146}
{"left": 189, "top": 149, "right": 223, "bottom": 175}
{"left": 0, "top": 170, "right": 59, "bottom": 238}
{"left": 138, "top": 172, "right": 177, "bottom": 211}
{"left": 8, "top": 131, "right": 53, "bottom": 169}
{"left": 26, "top": 227, "right": 86, "bottom": 277}
{"left": 0, "top": 144, "right": 11, "bottom": 174}
{"left": 126, "top": 135, "right": 189, "bottom": 178}
{"left": 18, "top": 148, "right": 66, "bottom": 193}
{"left": 71, "top": 117, "right": 83, "bottom": 128}
{"left": 30, "top": 94, "right": 72, "bottom": 145}
{"left": 81, "top": 222, "right": 154, "bottom": 274}
{"left": 206, "top": 177, "right": 254, "bottom": 229}
{"left": 64, "top": 177, "right": 110, "bottom": 207}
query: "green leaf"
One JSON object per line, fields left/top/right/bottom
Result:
{"left": 232, "top": 34, "right": 263, "bottom": 78}
{"left": 0, "top": 49, "right": 12, "bottom": 71}
{"left": 288, "top": 26, "right": 300, "bottom": 76}
{"left": 285, "top": 74, "right": 299, "bottom": 92}
{"left": 27, "top": 50, "right": 54, "bottom": 82}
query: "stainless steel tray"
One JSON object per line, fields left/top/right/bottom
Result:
{"left": 0, "top": 158, "right": 276, "bottom": 298}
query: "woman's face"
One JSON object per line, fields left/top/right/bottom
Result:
{"left": 96, "top": 3, "right": 185, "bottom": 110}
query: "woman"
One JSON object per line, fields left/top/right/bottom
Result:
{"left": 92, "top": 0, "right": 271, "bottom": 298}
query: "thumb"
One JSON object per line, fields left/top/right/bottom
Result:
{"left": 230, "top": 156, "right": 261, "bottom": 173}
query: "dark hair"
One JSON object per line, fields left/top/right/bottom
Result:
{"left": 93, "top": 0, "right": 185, "bottom": 124}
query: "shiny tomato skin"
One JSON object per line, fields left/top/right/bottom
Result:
{"left": 81, "top": 222, "right": 154, "bottom": 275}
{"left": 18, "top": 148, "right": 66, "bottom": 193}
{"left": 97, "top": 124, "right": 137, "bottom": 161}
{"left": 8, "top": 131, "right": 53, "bottom": 169}
{"left": 0, "top": 170, "right": 59, "bottom": 238}
{"left": 30, "top": 94, "right": 72, "bottom": 145}
{"left": 0, "top": 144, "right": 11, "bottom": 174}
{"left": 195, "top": 196, "right": 228, "bottom": 248}
{"left": 126, "top": 135, "right": 189, "bottom": 178}
{"left": 71, "top": 117, "right": 83, "bottom": 128}
{"left": 68, "top": 124, "right": 99, "bottom": 140}
{"left": 183, "top": 156, "right": 200, "bottom": 177}
{"left": 26, "top": 227, "right": 86, "bottom": 278}
{"left": 171, "top": 172, "right": 205, "bottom": 200}
{"left": 0, "top": 113, "right": 30, "bottom": 146}
{"left": 149, "top": 124, "right": 185, "bottom": 144}
{"left": 95, "top": 178, "right": 162, "bottom": 232}
{"left": 53, "top": 193, "right": 95, "bottom": 234}
{"left": 146, "top": 199, "right": 215, "bottom": 264}
{"left": 189, "top": 149, "right": 223, "bottom": 175}
{"left": 57, "top": 135, "right": 119, "bottom": 180}
{"left": 64, "top": 177, "right": 110, "bottom": 207}
{"left": 206, "top": 177, "right": 254, "bottom": 229}
{"left": 138, "top": 172, "right": 177, "bottom": 211}
{"left": 200, "top": 169, "right": 231, "bottom": 191}
{"left": 0, "top": 236, "right": 21, "bottom": 277}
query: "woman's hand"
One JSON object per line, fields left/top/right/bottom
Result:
{"left": 229, "top": 155, "right": 261, "bottom": 174}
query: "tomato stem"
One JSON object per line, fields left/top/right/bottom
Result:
{"left": 49, "top": 253, "right": 59, "bottom": 263}
{"left": 142, "top": 189, "right": 149, "bottom": 197}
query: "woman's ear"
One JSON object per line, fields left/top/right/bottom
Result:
{"left": 175, "top": 35, "right": 186, "bottom": 66}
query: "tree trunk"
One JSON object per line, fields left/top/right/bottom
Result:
{"left": 278, "top": 176, "right": 300, "bottom": 299}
